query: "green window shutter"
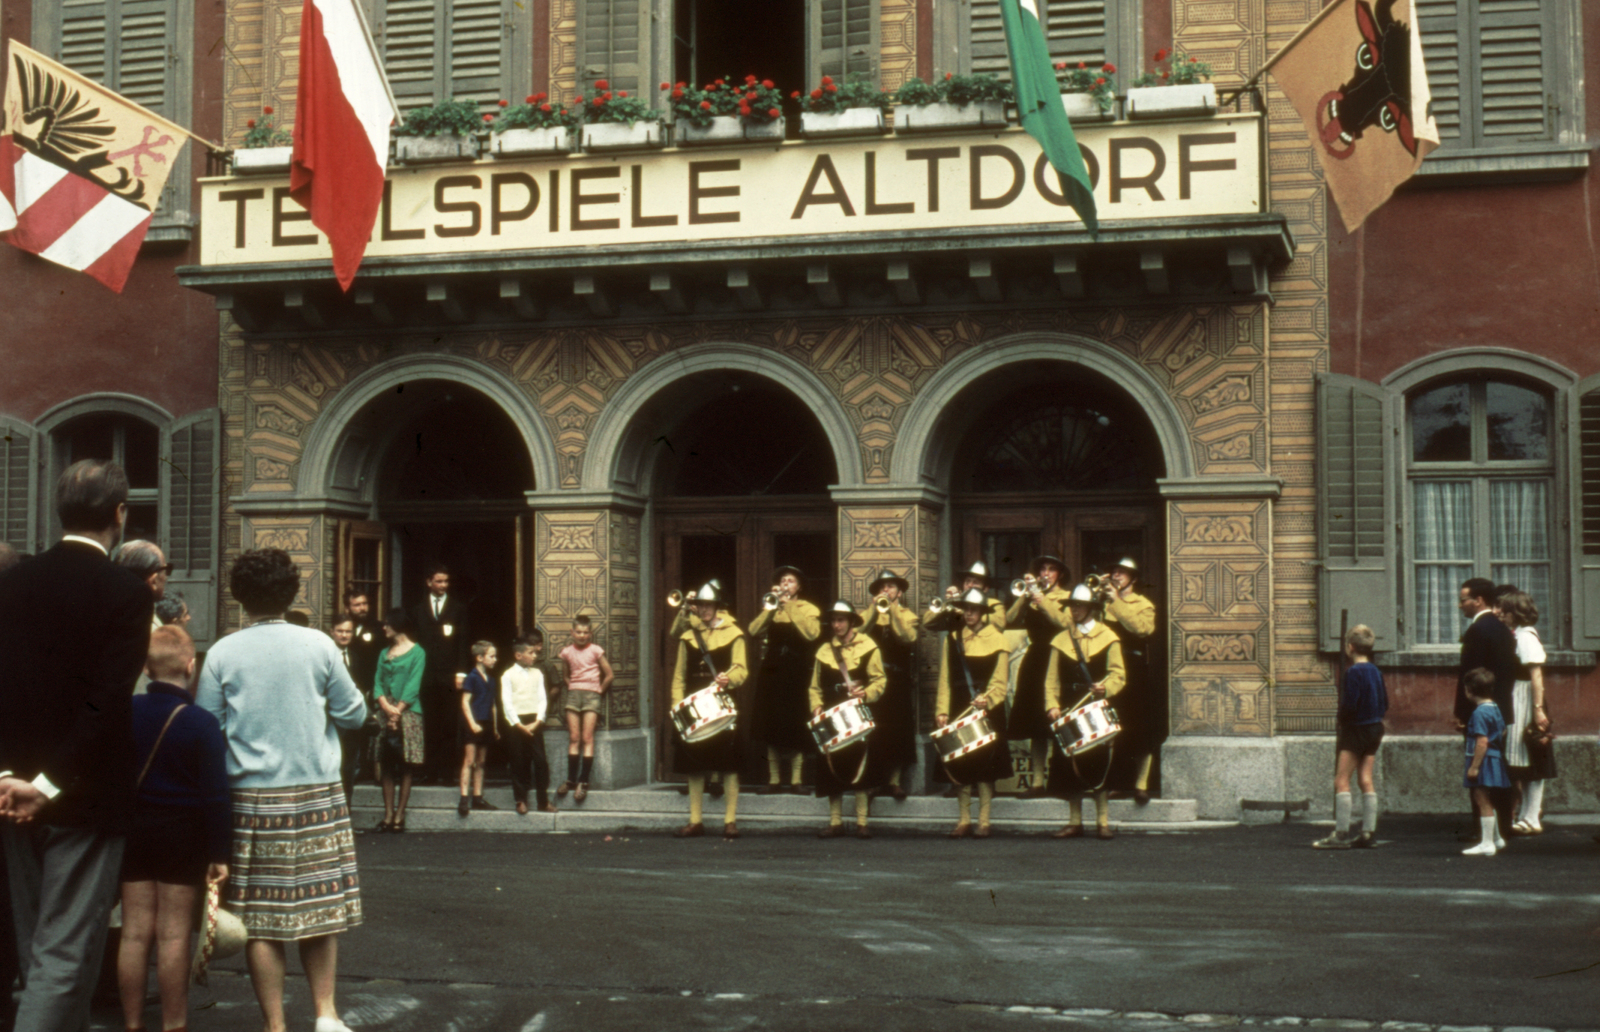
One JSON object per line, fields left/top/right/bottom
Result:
{"left": 166, "top": 409, "right": 219, "bottom": 649}
{"left": 1418, "top": 0, "right": 1463, "bottom": 144}
{"left": 970, "top": 0, "right": 1108, "bottom": 78}
{"left": 59, "top": 0, "right": 111, "bottom": 82}
{"left": 1572, "top": 385, "right": 1600, "bottom": 649}
{"left": 1317, "top": 373, "right": 1397, "bottom": 652}
{"left": 383, "top": 0, "right": 443, "bottom": 113}
{"left": 1477, "top": 0, "right": 1549, "bottom": 143}
{"left": 581, "top": 0, "right": 644, "bottom": 96}
{"left": 817, "top": 0, "right": 877, "bottom": 81}
{"left": 0, "top": 420, "right": 36, "bottom": 554}
{"left": 449, "top": 0, "right": 508, "bottom": 110}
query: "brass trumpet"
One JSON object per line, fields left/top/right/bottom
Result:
{"left": 1010, "top": 573, "right": 1038, "bottom": 598}
{"left": 1084, "top": 573, "right": 1116, "bottom": 602}
{"left": 762, "top": 585, "right": 786, "bottom": 610}
{"left": 874, "top": 595, "right": 894, "bottom": 614}
{"left": 927, "top": 596, "right": 949, "bottom": 614}
{"left": 667, "top": 590, "right": 684, "bottom": 608}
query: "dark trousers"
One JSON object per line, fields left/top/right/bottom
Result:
{"left": 339, "top": 727, "right": 369, "bottom": 801}
{"left": 0, "top": 835, "right": 15, "bottom": 1032}
{"left": 507, "top": 720, "right": 551, "bottom": 807}
{"left": 3, "top": 822, "right": 125, "bottom": 1032}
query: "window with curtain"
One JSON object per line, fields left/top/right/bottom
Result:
{"left": 1408, "top": 379, "right": 1554, "bottom": 645}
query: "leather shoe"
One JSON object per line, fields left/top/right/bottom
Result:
{"left": 974, "top": 824, "right": 992, "bottom": 839}
{"left": 891, "top": 787, "right": 908, "bottom": 803}
{"left": 722, "top": 822, "right": 740, "bottom": 839}
{"left": 516, "top": 802, "right": 529, "bottom": 815}
{"left": 1052, "top": 824, "right": 1085, "bottom": 839}
{"left": 855, "top": 825, "right": 872, "bottom": 840}
{"left": 674, "top": 822, "right": 705, "bottom": 838}
{"left": 556, "top": 780, "right": 575, "bottom": 799}
{"left": 1134, "top": 790, "right": 1152, "bottom": 805}
{"left": 948, "top": 823, "right": 973, "bottom": 839}
{"left": 1096, "top": 825, "right": 1116, "bottom": 840}
{"left": 539, "top": 804, "right": 559, "bottom": 814}
{"left": 817, "top": 824, "right": 847, "bottom": 838}
{"left": 574, "top": 783, "right": 589, "bottom": 803}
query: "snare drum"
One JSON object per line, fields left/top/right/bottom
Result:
{"left": 930, "top": 709, "right": 999, "bottom": 763}
{"left": 671, "top": 686, "right": 737, "bottom": 743}
{"left": 808, "top": 698, "right": 875, "bottom": 754}
{"left": 1050, "top": 698, "right": 1121, "bottom": 756}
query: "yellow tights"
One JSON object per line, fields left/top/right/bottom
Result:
{"left": 687, "top": 773, "right": 740, "bottom": 824}
{"left": 955, "top": 782, "right": 995, "bottom": 826}
{"left": 1067, "top": 790, "right": 1111, "bottom": 827}
{"left": 828, "top": 792, "right": 870, "bottom": 827}
{"left": 767, "top": 748, "right": 804, "bottom": 786}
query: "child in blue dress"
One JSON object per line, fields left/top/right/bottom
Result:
{"left": 1462, "top": 667, "right": 1510, "bottom": 856}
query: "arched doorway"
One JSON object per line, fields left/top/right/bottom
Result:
{"left": 943, "top": 360, "right": 1169, "bottom": 790}
{"left": 635, "top": 370, "right": 841, "bottom": 781}
{"left": 330, "top": 379, "right": 536, "bottom": 653}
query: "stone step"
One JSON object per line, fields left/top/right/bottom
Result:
{"left": 349, "top": 784, "right": 1200, "bottom": 826}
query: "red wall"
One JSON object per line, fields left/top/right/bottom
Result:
{"left": 0, "top": 0, "right": 225, "bottom": 426}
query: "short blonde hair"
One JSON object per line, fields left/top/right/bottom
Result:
{"left": 147, "top": 625, "right": 195, "bottom": 681}
{"left": 470, "top": 640, "right": 496, "bottom": 661}
{"left": 1344, "top": 624, "right": 1376, "bottom": 657}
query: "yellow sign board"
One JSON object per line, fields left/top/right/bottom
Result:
{"left": 199, "top": 116, "right": 1262, "bottom": 265}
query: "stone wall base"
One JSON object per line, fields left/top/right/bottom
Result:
{"left": 544, "top": 728, "right": 651, "bottom": 790}
{"left": 1164, "top": 735, "right": 1600, "bottom": 821}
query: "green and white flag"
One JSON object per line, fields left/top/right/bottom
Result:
{"left": 1000, "top": 0, "right": 1098, "bottom": 235}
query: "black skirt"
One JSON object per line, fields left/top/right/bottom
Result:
{"left": 1009, "top": 643, "right": 1052, "bottom": 739}
{"left": 1046, "top": 737, "right": 1116, "bottom": 796}
{"left": 672, "top": 723, "right": 743, "bottom": 775}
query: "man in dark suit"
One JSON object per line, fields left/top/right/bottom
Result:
{"left": 410, "top": 564, "right": 470, "bottom": 782}
{"left": 343, "top": 587, "right": 384, "bottom": 693}
{"left": 0, "top": 460, "right": 154, "bottom": 1032}
{"left": 1456, "top": 576, "right": 1520, "bottom": 838}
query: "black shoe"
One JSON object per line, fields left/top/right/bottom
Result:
{"left": 891, "top": 787, "right": 908, "bottom": 803}
{"left": 1134, "top": 790, "right": 1152, "bottom": 805}
{"left": 1349, "top": 832, "right": 1378, "bottom": 849}
{"left": 759, "top": 783, "right": 781, "bottom": 795}
{"left": 1018, "top": 787, "right": 1050, "bottom": 800}
{"left": 458, "top": 797, "right": 470, "bottom": 817}
{"left": 471, "top": 796, "right": 498, "bottom": 811}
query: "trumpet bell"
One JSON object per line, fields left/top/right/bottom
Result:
{"left": 927, "top": 597, "right": 947, "bottom": 614}
{"left": 666, "top": 590, "right": 685, "bottom": 608}
{"left": 874, "top": 595, "right": 893, "bottom": 614}
{"left": 762, "top": 590, "right": 782, "bottom": 611}
{"left": 1010, "top": 578, "right": 1029, "bottom": 597}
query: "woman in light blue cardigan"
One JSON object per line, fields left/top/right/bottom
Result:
{"left": 196, "top": 548, "right": 367, "bottom": 1032}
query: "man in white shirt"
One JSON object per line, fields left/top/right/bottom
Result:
{"left": 501, "top": 631, "right": 555, "bottom": 816}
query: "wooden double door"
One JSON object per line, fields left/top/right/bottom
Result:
{"left": 654, "top": 499, "right": 836, "bottom": 781}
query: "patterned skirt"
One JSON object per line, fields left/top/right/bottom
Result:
{"left": 228, "top": 783, "right": 362, "bottom": 942}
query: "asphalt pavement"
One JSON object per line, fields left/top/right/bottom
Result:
{"left": 98, "top": 815, "right": 1600, "bottom": 1031}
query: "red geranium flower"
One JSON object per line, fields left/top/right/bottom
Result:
{"left": 825, "top": 83, "right": 837, "bottom": 92}
{"left": 700, "top": 100, "right": 712, "bottom": 110}
{"left": 526, "top": 94, "right": 537, "bottom": 103}
{"left": 672, "top": 89, "right": 684, "bottom": 99}
{"left": 660, "top": 82, "right": 670, "bottom": 90}
{"left": 1153, "top": 48, "right": 1167, "bottom": 62}
{"left": 745, "top": 74, "right": 757, "bottom": 83}
{"left": 483, "top": 113, "right": 494, "bottom": 122}
{"left": 498, "top": 99, "right": 509, "bottom": 107}
{"left": 821, "top": 75, "right": 834, "bottom": 86}
{"left": 1161, "top": 70, "right": 1171, "bottom": 79}
{"left": 738, "top": 103, "right": 752, "bottom": 115}
{"left": 1189, "top": 56, "right": 1197, "bottom": 62}
{"left": 715, "top": 78, "right": 725, "bottom": 85}
{"left": 1095, "top": 77, "right": 1105, "bottom": 85}
{"left": 1078, "top": 61, "right": 1087, "bottom": 69}
{"left": 945, "top": 72, "right": 954, "bottom": 79}
{"left": 595, "top": 79, "right": 610, "bottom": 90}
{"left": 263, "top": 105, "right": 274, "bottom": 114}
{"left": 1054, "top": 62, "right": 1066, "bottom": 71}
{"left": 762, "top": 79, "right": 774, "bottom": 89}
{"left": 810, "top": 88, "right": 823, "bottom": 99}
{"left": 677, "top": 82, "right": 686, "bottom": 88}
{"left": 767, "top": 107, "right": 780, "bottom": 118}
{"left": 619, "top": 90, "right": 628, "bottom": 97}
{"left": 540, "top": 103, "right": 552, "bottom": 112}
{"left": 593, "top": 97, "right": 606, "bottom": 106}
{"left": 246, "top": 118, "right": 256, "bottom": 127}
{"left": 1103, "top": 63, "right": 1116, "bottom": 73}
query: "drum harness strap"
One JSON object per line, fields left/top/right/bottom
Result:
{"left": 682, "top": 626, "right": 733, "bottom": 742}
{"left": 942, "top": 629, "right": 984, "bottom": 787}
{"left": 1066, "top": 629, "right": 1114, "bottom": 792}
{"left": 827, "top": 640, "right": 872, "bottom": 786}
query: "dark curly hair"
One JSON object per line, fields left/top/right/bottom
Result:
{"left": 381, "top": 608, "right": 415, "bottom": 638}
{"left": 230, "top": 548, "right": 302, "bottom": 616}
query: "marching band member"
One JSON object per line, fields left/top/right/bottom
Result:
{"left": 1044, "top": 584, "right": 1126, "bottom": 840}
{"left": 809, "top": 601, "right": 886, "bottom": 839}
{"left": 924, "top": 561, "right": 1006, "bottom": 633}
{"left": 1101, "top": 558, "right": 1158, "bottom": 804}
{"left": 935, "top": 589, "right": 1014, "bottom": 838}
{"left": 1007, "top": 555, "right": 1071, "bottom": 798}
{"left": 670, "top": 584, "right": 747, "bottom": 839}
{"left": 669, "top": 578, "right": 732, "bottom": 798}
{"left": 860, "top": 569, "right": 918, "bottom": 802}
{"left": 749, "top": 566, "right": 822, "bottom": 794}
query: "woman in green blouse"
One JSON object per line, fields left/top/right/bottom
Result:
{"left": 374, "top": 609, "right": 426, "bottom": 831}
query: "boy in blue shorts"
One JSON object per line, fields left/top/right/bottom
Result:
{"left": 1313, "top": 624, "right": 1388, "bottom": 849}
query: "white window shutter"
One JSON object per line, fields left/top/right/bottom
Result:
{"left": 1571, "top": 384, "right": 1600, "bottom": 649}
{"left": 1317, "top": 373, "right": 1397, "bottom": 652}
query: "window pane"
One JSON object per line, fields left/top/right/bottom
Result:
{"left": 63, "top": 415, "right": 115, "bottom": 465}
{"left": 1413, "top": 480, "right": 1473, "bottom": 645}
{"left": 124, "top": 503, "right": 159, "bottom": 544}
{"left": 124, "top": 419, "right": 160, "bottom": 489}
{"left": 1490, "top": 480, "right": 1549, "bottom": 561}
{"left": 1411, "top": 383, "right": 1471, "bottom": 462}
{"left": 1486, "top": 382, "right": 1549, "bottom": 461}
{"left": 1492, "top": 564, "right": 1551, "bottom": 618}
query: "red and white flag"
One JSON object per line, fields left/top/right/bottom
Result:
{"left": 1, "top": 41, "right": 189, "bottom": 292}
{"left": 290, "top": 0, "right": 400, "bottom": 291}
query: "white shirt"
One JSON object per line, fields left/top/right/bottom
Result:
{"left": 500, "top": 663, "right": 548, "bottom": 724}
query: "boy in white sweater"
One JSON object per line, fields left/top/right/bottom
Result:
{"left": 501, "top": 631, "right": 556, "bottom": 815}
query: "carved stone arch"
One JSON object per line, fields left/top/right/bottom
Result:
{"left": 892, "top": 332, "right": 1196, "bottom": 488}
{"left": 297, "top": 353, "right": 559, "bottom": 503}
{"left": 583, "top": 342, "right": 867, "bottom": 495}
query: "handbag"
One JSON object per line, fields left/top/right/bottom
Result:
{"left": 1524, "top": 712, "right": 1556, "bottom": 748}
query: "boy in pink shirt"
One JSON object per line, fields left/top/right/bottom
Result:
{"left": 557, "top": 615, "right": 613, "bottom": 802}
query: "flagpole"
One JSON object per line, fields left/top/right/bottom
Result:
{"left": 1237, "top": 0, "right": 1347, "bottom": 92}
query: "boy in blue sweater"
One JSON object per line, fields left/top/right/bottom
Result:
{"left": 1313, "top": 624, "right": 1388, "bottom": 850}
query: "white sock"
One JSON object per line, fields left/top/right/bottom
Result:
{"left": 1362, "top": 792, "right": 1379, "bottom": 835}
{"left": 1461, "top": 816, "right": 1499, "bottom": 856}
{"left": 1334, "top": 792, "right": 1352, "bottom": 835}
{"left": 1522, "top": 781, "right": 1545, "bottom": 827}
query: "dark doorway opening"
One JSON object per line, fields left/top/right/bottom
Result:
{"left": 674, "top": 0, "right": 806, "bottom": 109}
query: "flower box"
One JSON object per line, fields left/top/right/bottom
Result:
{"left": 799, "top": 107, "right": 888, "bottom": 139}
{"left": 232, "top": 146, "right": 293, "bottom": 174}
{"left": 1124, "top": 82, "right": 1217, "bottom": 120}
{"left": 676, "top": 115, "right": 787, "bottom": 147}
{"left": 491, "top": 127, "right": 574, "bottom": 157}
{"left": 581, "top": 120, "right": 665, "bottom": 152}
{"left": 394, "top": 134, "right": 479, "bottom": 163}
{"left": 894, "top": 101, "right": 1008, "bottom": 134}
{"left": 1060, "top": 92, "right": 1114, "bottom": 122}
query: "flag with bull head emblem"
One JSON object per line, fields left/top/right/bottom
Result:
{"left": 0, "top": 41, "right": 190, "bottom": 292}
{"left": 1267, "top": 0, "right": 1439, "bottom": 233}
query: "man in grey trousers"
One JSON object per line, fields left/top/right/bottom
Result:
{"left": 0, "top": 460, "right": 154, "bottom": 1032}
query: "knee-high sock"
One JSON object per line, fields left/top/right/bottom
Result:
{"left": 578, "top": 756, "right": 593, "bottom": 783}
{"left": 767, "top": 748, "right": 782, "bottom": 785}
{"left": 1522, "top": 780, "right": 1545, "bottom": 825}
{"left": 1135, "top": 752, "right": 1154, "bottom": 791}
{"left": 687, "top": 775, "right": 705, "bottom": 824}
{"left": 1361, "top": 792, "right": 1379, "bottom": 834}
{"left": 829, "top": 796, "right": 843, "bottom": 825}
{"left": 978, "top": 782, "right": 994, "bottom": 825}
{"left": 1068, "top": 797, "right": 1084, "bottom": 825}
{"left": 790, "top": 752, "right": 804, "bottom": 784}
{"left": 855, "top": 791, "right": 869, "bottom": 826}
{"left": 1030, "top": 740, "right": 1049, "bottom": 783}
{"left": 566, "top": 754, "right": 580, "bottom": 783}
{"left": 1094, "top": 790, "right": 1110, "bottom": 827}
{"left": 724, "top": 773, "right": 740, "bottom": 823}
{"left": 956, "top": 786, "right": 973, "bottom": 824}
{"left": 1334, "top": 791, "right": 1353, "bottom": 835}
{"left": 1479, "top": 815, "right": 1497, "bottom": 847}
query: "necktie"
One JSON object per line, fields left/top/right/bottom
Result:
{"left": 434, "top": 597, "right": 442, "bottom": 619}
{"left": 342, "top": 649, "right": 351, "bottom": 669}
